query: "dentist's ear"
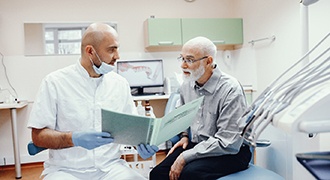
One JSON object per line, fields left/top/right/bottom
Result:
{"left": 85, "top": 45, "right": 94, "bottom": 56}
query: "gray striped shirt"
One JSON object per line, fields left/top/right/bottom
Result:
{"left": 180, "top": 67, "right": 247, "bottom": 163}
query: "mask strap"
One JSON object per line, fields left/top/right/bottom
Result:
{"left": 89, "top": 57, "right": 95, "bottom": 66}
{"left": 91, "top": 46, "right": 102, "bottom": 64}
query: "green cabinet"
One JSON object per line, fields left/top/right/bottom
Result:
{"left": 144, "top": 18, "right": 243, "bottom": 51}
{"left": 144, "top": 18, "right": 182, "bottom": 47}
{"left": 181, "top": 18, "right": 243, "bottom": 45}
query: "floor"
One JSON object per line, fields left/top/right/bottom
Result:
{"left": 0, "top": 151, "right": 167, "bottom": 180}
{"left": 0, "top": 162, "right": 43, "bottom": 180}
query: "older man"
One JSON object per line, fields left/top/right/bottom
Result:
{"left": 150, "top": 36, "right": 251, "bottom": 180}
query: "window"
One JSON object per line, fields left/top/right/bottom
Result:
{"left": 45, "top": 27, "right": 84, "bottom": 55}
{"left": 44, "top": 23, "right": 117, "bottom": 55}
{"left": 23, "top": 22, "right": 117, "bottom": 56}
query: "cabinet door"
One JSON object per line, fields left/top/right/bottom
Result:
{"left": 181, "top": 18, "right": 243, "bottom": 45}
{"left": 145, "top": 18, "right": 182, "bottom": 46}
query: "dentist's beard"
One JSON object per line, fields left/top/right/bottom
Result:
{"left": 182, "top": 64, "right": 205, "bottom": 83}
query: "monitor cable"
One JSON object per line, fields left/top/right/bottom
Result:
{"left": 0, "top": 51, "right": 18, "bottom": 101}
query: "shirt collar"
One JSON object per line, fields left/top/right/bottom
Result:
{"left": 194, "top": 67, "right": 222, "bottom": 94}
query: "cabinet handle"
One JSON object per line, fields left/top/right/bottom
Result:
{"left": 158, "top": 41, "right": 174, "bottom": 45}
{"left": 212, "top": 40, "right": 225, "bottom": 44}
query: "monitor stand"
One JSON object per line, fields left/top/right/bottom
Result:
{"left": 131, "top": 87, "right": 164, "bottom": 96}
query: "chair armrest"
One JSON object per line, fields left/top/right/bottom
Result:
{"left": 27, "top": 141, "right": 47, "bottom": 155}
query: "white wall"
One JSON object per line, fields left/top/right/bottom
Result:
{"left": 0, "top": 0, "right": 329, "bottom": 179}
{"left": 0, "top": 0, "right": 253, "bottom": 166}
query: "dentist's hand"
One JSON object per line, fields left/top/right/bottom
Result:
{"left": 137, "top": 144, "right": 159, "bottom": 159}
{"left": 72, "top": 131, "right": 114, "bottom": 150}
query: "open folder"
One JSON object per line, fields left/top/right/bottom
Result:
{"left": 101, "top": 96, "right": 204, "bottom": 146}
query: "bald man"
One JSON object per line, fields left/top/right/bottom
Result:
{"left": 28, "top": 23, "right": 152, "bottom": 179}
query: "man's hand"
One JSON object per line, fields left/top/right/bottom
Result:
{"left": 167, "top": 136, "right": 189, "bottom": 156}
{"left": 72, "top": 131, "right": 113, "bottom": 150}
{"left": 169, "top": 154, "right": 186, "bottom": 180}
{"left": 137, "top": 144, "right": 159, "bottom": 159}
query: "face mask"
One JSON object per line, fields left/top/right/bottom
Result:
{"left": 90, "top": 48, "right": 115, "bottom": 75}
{"left": 92, "top": 61, "right": 115, "bottom": 75}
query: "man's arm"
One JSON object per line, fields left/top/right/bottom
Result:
{"left": 31, "top": 127, "right": 73, "bottom": 149}
{"left": 31, "top": 127, "right": 114, "bottom": 151}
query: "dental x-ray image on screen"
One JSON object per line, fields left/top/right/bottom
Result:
{"left": 116, "top": 59, "right": 164, "bottom": 95}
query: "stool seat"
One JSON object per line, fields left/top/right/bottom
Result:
{"left": 218, "top": 164, "right": 284, "bottom": 180}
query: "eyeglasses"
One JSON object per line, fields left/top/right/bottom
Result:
{"left": 177, "top": 55, "right": 208, "bottom": 65}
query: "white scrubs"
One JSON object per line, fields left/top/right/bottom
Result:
{"left": 28, "top": 60, "right": 145, "bottom": 179}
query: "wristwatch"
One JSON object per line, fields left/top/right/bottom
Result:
{"left": 180, "top": 133, "right": 189, "bottom": 139}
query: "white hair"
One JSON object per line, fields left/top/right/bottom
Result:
{"left": 183, "top": 36, "right": 217, "bottom": 63}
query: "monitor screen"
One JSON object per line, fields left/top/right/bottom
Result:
{"left": 116, "top": 59, "right": 164, "bottom": 95}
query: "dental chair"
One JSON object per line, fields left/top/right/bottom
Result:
{"left": 164, "top": 92, "right": 284, "bottom": 180}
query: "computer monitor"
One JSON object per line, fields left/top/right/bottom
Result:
{"left": 116, "top": 59, "right": 164, "bottom": 96}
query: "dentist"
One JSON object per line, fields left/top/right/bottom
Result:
{"left": 28, "top": 22, "right": 157, "bottom": 180}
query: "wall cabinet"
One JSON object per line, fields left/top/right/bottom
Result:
{"left": 181, "top": 18, "right": 243, "bottom": 46}
{"left": 144, "top": 18, "right": 243, "bottom": 51}
{"left": 144, "top": 18, "right": 182, "bottom": 50}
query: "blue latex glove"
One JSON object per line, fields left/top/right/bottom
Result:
{"left": 72, "top": 131, "right": 114, "bottom": 150}
{"left": 137, "top": 144, "right": 159, "bottom": 159}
